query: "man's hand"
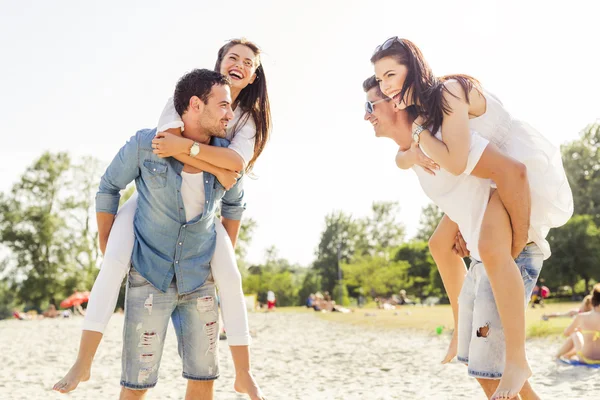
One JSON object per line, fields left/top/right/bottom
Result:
{"left": 216, "top": 169, "right": 241, "bottom": 190}
{"left": 152, "top": 131, "right": 191, "bottom": 158}
{"left": 409, "top": 142, "right": 439, "bottom": 175}
{"left": 452, "top": 231, "right": 470, "bottom": 258}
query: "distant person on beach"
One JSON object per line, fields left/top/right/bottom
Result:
{"left": 398, "top": 290, "right": 413, "bottom": 305}
{"left": 555, "top": 284, "right": 600, "bottom": 364}
{"left": 363, "top": 66, "right": 570, "bottom": 399}
{"left": 267, "top": 291, "right": 276, "bottom": 311}
{"left": 543, "top": 295, "right": 592, "bottom": 321}
{"left": 43, "top": 304, "right": 60, "bottom": 318}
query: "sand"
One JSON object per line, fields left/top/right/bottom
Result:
{"left": 1, "top": 311, "right": 598, "bottom": 399}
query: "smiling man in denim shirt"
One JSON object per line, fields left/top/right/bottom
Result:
{"left": 95, "top": 69, "right": 244, "bottom": 399}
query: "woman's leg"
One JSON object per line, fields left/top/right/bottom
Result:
{"left": 428, "top": 215, "right": 468, "bottom": 363}
{"left": 555, "top": 336, "right": 576, "bottom": 359}
{"left": 53, "top": 193, "right": 138, "bottom": 394}
{"left": 478, "top": 192, "right": 530, "bottom": 400}
{"left": 569, "top": 332, "right": 585, "bottom": 358}
{"left": 211, "top": 219, "right": 263, "bottom": 400}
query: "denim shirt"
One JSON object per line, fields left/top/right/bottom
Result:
{"left": 96, "top": 129, "right": 245, "bottom": 294}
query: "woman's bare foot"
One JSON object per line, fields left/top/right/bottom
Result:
{"left": 441, "top": 330, "right": 458, "bottom": 364}
{"left": 491, "top": 361, "right": 532, "bottom": 400}
{"left": 234, "top": 370, "right": 265, "bottom": 400}
{"left": 53, "top": 360, "right": 91, "bottom": 394}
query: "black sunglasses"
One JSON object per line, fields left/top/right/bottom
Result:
{"left": 365, "top": 97, "right": 391, "bottom": 114}
{"left": 373, "top": 36, "right": 403, "bottom": 55}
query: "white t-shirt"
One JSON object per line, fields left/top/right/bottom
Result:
{"left": 157, "top": 97, "right": 256, "bottom": 167}
{"left": 412, "top": 131, "right": 493, "bottom": 261}
{"left": 180, "top": 171, "right": 206, "bottom": 222}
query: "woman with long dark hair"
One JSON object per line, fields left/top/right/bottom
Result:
{"left": 372, "top": 37, "right": 572, "bottom": 400}
{"left": 54, "top": 38, "right": 270, "bottom": 400}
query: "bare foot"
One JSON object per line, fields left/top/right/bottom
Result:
{"left": 53, "top": 360, "right": 91, "bottom": 394}
{"left": 234, "top": 370, "right": 265, "bottom": 400}
{"left": 491, "top": 361, "right": 532, "bottom": 400}
{"left": 441, "top": 330, "right": 458, "bottom": 364}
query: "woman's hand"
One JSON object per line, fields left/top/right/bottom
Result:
{"left": 409, "top": 141, "right": 439, "bottom": 175}
{"left": 216, "top": 169, "right": 241, "bottom": 190}
{"left": 152, "top": 132, "right": 191, "bottom": 158}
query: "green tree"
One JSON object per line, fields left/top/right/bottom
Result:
{"left": 313, "top": 211, "right": 360, "bottom": 292}
{"left": 394, "top": 241, "right": 437, "bottom": 298}
{"left": 542, "top": 215, "right": 600, "bottom": 294}
{"left": 0, "top": 152, "right": 79, "bottom": 308}
{"left": 414, "top": 203, "right": 444, "bottom": 241}
{"left": 360, "top": 201, "right": 406, "bottom": 256}
{"left": 342, "top": 255, "right": 410, "bottom": 298}
{"left": 236, "top": 218, "right": 257, "bottom": 269}
{"left": 62, "top": 156, "right": 103, "bottom": 291}
{"left": 561, "top": 121, "right": 600, "bottom": 225}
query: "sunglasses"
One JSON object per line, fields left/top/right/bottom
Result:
{"left": 373, "top": 36, "right": 403, "bottom": 55}
{"left": 365, "top": 97, "right": 391, "bottom": 114}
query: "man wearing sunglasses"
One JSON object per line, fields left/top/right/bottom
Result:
{"left": 362, "top": 75, "right": 542, "bottom": 400}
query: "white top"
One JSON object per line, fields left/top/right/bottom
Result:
{"left": 181, "top": 171, "right": 206, "bottom": 222}
{"left": 465, "top": 89, "right": 573, "bottom": 259}
{"left": 414, "top": 131, "right": 492, "bottom": 261}
{"left": 157, "top": 97, "right": 256, "bottom": 166}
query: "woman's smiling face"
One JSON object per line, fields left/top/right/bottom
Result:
{"left": 374, "top": 56, "right": 411, "bottom": 110}
{"left": 219, "top": 44, "right": 259, "bottom": 91}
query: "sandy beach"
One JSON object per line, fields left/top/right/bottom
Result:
{"left": 1, "top": 310, "right": 598, "bottom": 400}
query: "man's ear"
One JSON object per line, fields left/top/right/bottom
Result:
{"left": 189, "top": 96, "right": 204, "bottom": 112}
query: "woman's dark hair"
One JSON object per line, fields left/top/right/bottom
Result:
{"left": 370, "top": 38, "right": 480, "bottom": 134}
{"left": 214, "top": 38, "right": 271, "bottom": 171}
{"left": 592, "top": 284, "right": 600, "bottom": 307}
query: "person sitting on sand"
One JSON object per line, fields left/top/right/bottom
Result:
{"left": 542, "top": 295, "right": 592, "bottom": 321}
{"left": 555, "top": 284, "right": 600, "bottom": 364}
{"left": 398, "top": 290, "right": 413, "bottom": 305}
{"left": 43, "top": 304, "right": 60, "bottom": 318}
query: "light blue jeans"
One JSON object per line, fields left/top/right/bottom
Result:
{"left": 457, "top": 243, "right": 543, "bottom": 379}
{"left": 120, "top": 267, "right": 220, "bottom": 389}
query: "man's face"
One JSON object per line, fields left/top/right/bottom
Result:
{"left": 198, "top": 84, "right": 235, "bottom": 138}
{"left": 363, "top": 88, "right": 398, "bottom": 138}
{"left": 364, "top": 87, "right": 414, "bottom": 149}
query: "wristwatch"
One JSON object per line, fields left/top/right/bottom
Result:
{"left": 412, "top": 124, "right": 426, "bottom": 144}
{"left": 189, "top": 141, "right": 200, "bottom": 157}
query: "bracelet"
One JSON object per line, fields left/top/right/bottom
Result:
{"left": 412, "top": 124, "right": 426, "bottom": 144}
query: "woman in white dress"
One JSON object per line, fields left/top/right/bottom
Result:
{"left": 54, "top": 38, "right": 271, "bottom": 400}
{"left": 372, "top": 37, "right": 572, "bottom": 400}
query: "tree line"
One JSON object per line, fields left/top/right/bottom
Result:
{"left": 1, "top": 122, "right": 599, "bottom": 316}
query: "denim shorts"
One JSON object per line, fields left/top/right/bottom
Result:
{"left": 120, "top": 267, "right": 220, "bottom": 389}
{"left": 457, "top": 243, "right": 543, "bottom": 379}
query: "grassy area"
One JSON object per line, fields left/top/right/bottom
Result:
{"left": 284, "top": 302, "right": 579, "bottom": 338}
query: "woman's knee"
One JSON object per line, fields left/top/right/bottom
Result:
{"left": 478, "top": 234, "right": 507, "bottom": 265}
{"left": 428, "top": 231, "right": 452, "bottom": 261}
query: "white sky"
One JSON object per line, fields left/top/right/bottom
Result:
{"left": 1, "top": 0, "right": 598, "bottom": 266}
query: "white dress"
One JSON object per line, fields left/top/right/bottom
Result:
{"left": 467, "top": 89, "right": 574, "bottom": 258}
{"left": 82, "top": 99, "right": 256, "bottom": 346}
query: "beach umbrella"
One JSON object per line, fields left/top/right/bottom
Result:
{"left": 60, "top": 291, "right": 90, "bottom": 309}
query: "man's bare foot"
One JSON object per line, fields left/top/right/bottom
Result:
{"left": 491, "top": 361, "right": 532, "bottom": 400}
{"left": 442, "top": 330, "right": 458, "bottom": 364}
{"left": 234, "top": 370, "right": 265, "bottom": 400}
{"left": 52, "top": 360, "right": 91, "bottom": 394}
